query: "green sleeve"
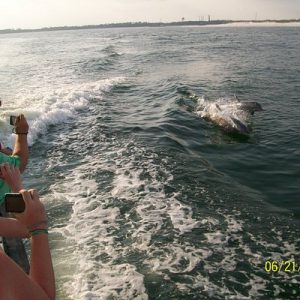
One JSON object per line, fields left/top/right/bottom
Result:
{"left": 0, "top": 153, "right": 20, "bottom": 167}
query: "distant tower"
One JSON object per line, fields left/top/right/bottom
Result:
{"left": 208, "top": 15, "right": 211, "bottom": 22}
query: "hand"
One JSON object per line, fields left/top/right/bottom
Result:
{"left": 15, "top": 189, "right": 47, "bottom": 231}
{"left": 0, "top": 164, "right": 23, "bottom": 192}
{"left": 14, "top": 114, "right": 29, "bottom": 134}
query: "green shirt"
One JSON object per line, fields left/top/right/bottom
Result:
{"left": 0, "top": 153, "right": 20, "bottom": 205}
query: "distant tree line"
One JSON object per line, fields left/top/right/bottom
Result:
{"left": 1, "top": 19, "right": 299, "bottom": 35}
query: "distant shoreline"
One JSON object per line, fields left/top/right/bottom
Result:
{"left": 1, "top": 19, "right": 300, "bottom": 35}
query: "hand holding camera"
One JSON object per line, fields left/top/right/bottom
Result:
{"left": 15, "top": 189, "right": 48, "bottom": 231}
{"left": 10, "top": 114, "right": 29, "bottom": 134}
{"left": 1, "top": 164, "right": 47, "bottom": 230}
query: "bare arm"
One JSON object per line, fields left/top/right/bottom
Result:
{"left": 0, "top": 166, "right": 55, "bottom": 299}
{"left": 12, "top": 114, "right": 29, "bottom": 173}
{"left": 17, "top": 189, "right": 56, "bottom": 300}
{"left": 0, "top": 217, "right": 29, "bottom": 238}
{"left": 30, "top": 233, "right": 55, "bottom": 300}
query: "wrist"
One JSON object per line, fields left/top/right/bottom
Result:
{"left": 27, "top": 220, "right": 48, "bottom": 231}
{"left": 14, "top": 134, "right": 28, "bottom": 142}
{"left": 13, "top": 128, "right": 29, "bottom": 135}
{"left": 30, "top": 228, "right": 48, "bottom": 237}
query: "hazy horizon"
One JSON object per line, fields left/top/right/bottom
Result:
{"left": 1, "top": 0, "right": 300, "bottom": 30}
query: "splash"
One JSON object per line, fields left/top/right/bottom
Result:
{"left": 0, "top": 77, "right": 125, "bottom": 147}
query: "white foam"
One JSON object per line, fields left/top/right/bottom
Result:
{"left": 0, "top": 77, "right": 125, "bottom": 147}
{"left": 47, "top": 135, "right": 209, "bottom": 298}
{"left": 248, "top": 275, "right": 268, "bottom": 298}
{"left": 45, "top": 134, "right": 300, "bottom": 298}
{"left": 167, "top": 198, "right": 202, "bottom": 234}
{"left": 49, "top": 160, "right": 148, "bottom": 299}
{"left": 42, "top": 130, "right": 300, "bottom": 299}
{"left": 205, "top": 230, "right": 227, "bottom": 244}
{"left": 149, "top": 245, "right": 212, "bottom": 274}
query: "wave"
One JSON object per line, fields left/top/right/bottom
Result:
{"left": 48, "top": 135, "right": 205, "bottom": 299}
{"left": 0, "top": 77, "right": 125, "bottom": 147}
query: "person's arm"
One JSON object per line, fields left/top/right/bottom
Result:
{"left": 30, "top": 231, "right": 55, "bottom": 300}
{"left": 12, "top": 114, "right": 29, "bottom": 173}
{"left": 0, "top": 164, "right": 29, "bottom": 237}
{"left": 0, "top": 166, "right": 55, "bottom": 299}
{"left": 17, "top": 189, "right": 55, "bottom": 300}
{"left": 0, "top": 217, "right": 29, "bottom": 238}
{"left": 0, "top": 147, "right": 13, "bottom": 156}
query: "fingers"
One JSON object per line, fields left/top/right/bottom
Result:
{"left": 0, "top": 164, "right": 5, "bottom": 175}
{"left": 29, "top": 189, "right": 39, "bottom": 201}
{"left": 1, "top": 163, "right": 12, "bottom": 174}
{"left": 16, "top": 188, "right": 46, "bottom": 228}
{"left": 19, "top": 189, "right": 33, "bottom": 206}
{"left": 14, "top": 166, "right": 21, "bottom": 177}
{"left": 16, "top": 114, "right": 21, "bottom": 123}
{"left": 15, "top": 114, "right": 25, "bottom": 125}
{"left": 16, "top": 114, "right": 25, "bottom": 121}
{"left": 16, "top": 190, "right": 32, "bottom": 219}
{"left": 0, "top": 163, "right": 20, "bottom": 179}
{"left": 15, "top": 114, "right": 29, "bottom": 133}
{"left": 19, "top": 189, "right": 41, "bottom": 207}
{"left": 0, "top": 163, "right": 12, "bottom": 178}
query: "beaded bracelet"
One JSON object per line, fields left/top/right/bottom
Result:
{"left": 30, "top": 228, "right": 48, "bottom": 236}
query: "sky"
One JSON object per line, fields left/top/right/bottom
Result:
{"left": 0, "top": 0, "right": 299, "bottom": 30}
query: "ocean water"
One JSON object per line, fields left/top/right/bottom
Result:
{"left": 0, "top": 25, "right": 299, "bottom": 299}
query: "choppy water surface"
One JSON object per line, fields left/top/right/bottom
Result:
{"left": 0, "top": 25, "right": 299, "bottom": 299}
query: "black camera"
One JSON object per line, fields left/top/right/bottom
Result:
{"left": 9, "top": 115, "right": 17, "bottom": 126}
{"left": 5, "top": 193, "right": 25, "bottom": 213}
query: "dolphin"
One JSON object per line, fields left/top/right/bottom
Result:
{"left": 196, "top": 98, "right": 262, "bottom": 135}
